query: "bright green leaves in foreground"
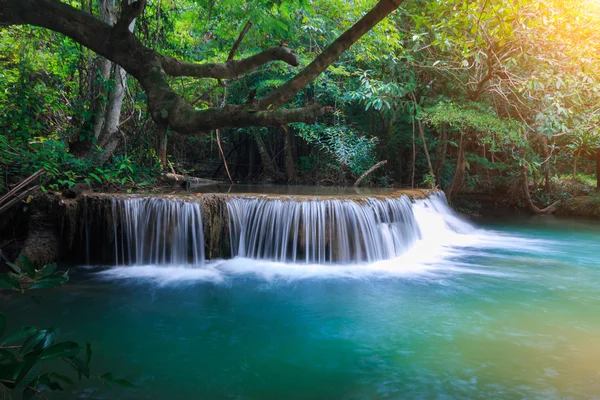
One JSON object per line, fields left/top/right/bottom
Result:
{"left": 0, "top": 257, "right": 133, "bottom": 399}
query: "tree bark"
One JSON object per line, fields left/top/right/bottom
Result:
{"left": 283, "top": 126, "right": 296, "bottom": 183}
{"left": 434, "top": 125, "right": 447, "bottom": 186}
{"left": 446, "top": 133, "right": 467, "bottom": 201}
{"left": 97, "top": 18, "right": 136, "bottom": 160}
{"left": 354, "top": 160, "right": 387, "bottom": 187}
{"left": 573, "top": 148, "right": 582, "bottom": 178}
{"left": 411, "top": 117, "right": 416, "bottom": 188}
{"left": 522, "top": 165, "right": 559, "bottom": 214}
{"left": 541, "top": 135, "right": 551, "bottom": 193}
{"left": 252, "top": 130, "right": 280, "bottom": 179}
{"left": 417, "top": 119, "right": 435, "bottom": 187}
{"left": 158, "top": 124, "right": 168, "bottom": 168}
{"left": 90, "top": 0, "right": 115, "bottom": 141}
{"left": 596, "top": 148, "right": 600, "bottom": 191}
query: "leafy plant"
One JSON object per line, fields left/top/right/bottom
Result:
{"left": 0, "top": 256, "right": 132, "bottom": 399}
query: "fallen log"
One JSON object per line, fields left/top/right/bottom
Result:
{"left": 163, "top": 173, "right": 220, "bottom": 189}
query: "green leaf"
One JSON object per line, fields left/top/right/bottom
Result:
{"left": 6, "top": 262, "right": 22, "bottom": 274}
{"left": 2, "top": 326, "right": 38, "bottom": 345}
{"left": 41, "top": 341, "right": 80, "bottom": 360}
{"left": 20, "top": 330, "right": 48, "bottom": 356}
{"left": 18, "top": 256, "right": 36, "bottom": 279}
{"left": 15, "top": 356, "right": 41, "bottom": 389}
{"left": 89, "top": 173, "right": 102, "bottom": 183}
{"left": 38, "top": 263, "right": 57, "bottom": 278}
{"left": 0, "top": 274, "right": 21, "bottom": 291}
{"left": 29, "top": 274, "right": 68, "bottom": 290}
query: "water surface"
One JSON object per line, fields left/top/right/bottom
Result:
{"left": 4, "top": 217, "right": 600, "bottom": 399}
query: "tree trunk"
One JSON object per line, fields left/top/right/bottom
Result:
{"left": 90, "top": 0, "right": 114, "bottom": 140}
{"left": 96, "top": 18, "right": 135, "bottom": 160}
{"left": 283, "top": 126, "right": 296, "bottom": 183}
{"left": 541, "top": 135, "right": 551, "bottom": 193}
{"left": 247, "top": 138, "right": 256, "bottom": 181}
{"left": 417, "top": 119, "right": 435, "bottom": 187}
{"left": 252, "top": 130, "right": 280, "bottom": 179}
{"left": 411, "top": 117, "right": 416, "bottom": 188}
{"left": 573, "top": 148, "right": 582, "bottom": 178}
{"left": 596, "top": 148, "right": 600, "bottom": 191}
{"left": 158, "top": 124, "right": 168, "bottom": 168}
{"left": 434, "top": 125, "right": 448, "bottom": 187}
{"left": 2, "top": 0, "right": 404, "bottom": 134}
{"left": 522, "top": 164, "right": 559, "bottom": 214}
{"left": 446, "top": 133, "right": 467, "bottom": 201}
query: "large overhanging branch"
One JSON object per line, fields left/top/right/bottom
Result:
{"left": 0, "top": 0, "right": 403, "bottom": 134}
{"left": 159, "top": 46, "right": 299, "bottom": 79}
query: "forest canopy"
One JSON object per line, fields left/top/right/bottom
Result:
{"left": 1, "top": 0, "right": 599, "bottom": 211}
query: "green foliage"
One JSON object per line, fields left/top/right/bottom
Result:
{"left": 0, "top": 256, "right": 132, "bottom": 399}
{"left": 293, "top": 123, "right": 378, "bottom": 176}
{"left": 2, "top": 0, "right": 600, "bottom": 193}
{"left": 0, "top": 135, "right": 161, "bottom": 193}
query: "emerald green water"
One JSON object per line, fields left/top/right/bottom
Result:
{"left": 4, "top": 217, "right": 600, "bottom": 399}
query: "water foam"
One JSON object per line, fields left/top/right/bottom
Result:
{"left": 96, "top": 191, "right": 533, "bottom": 282}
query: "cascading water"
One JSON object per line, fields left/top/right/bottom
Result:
{"left": 81, "top": 190, "right": 473, "bottom": 267}
{"left": 227, "top": 195, "right": 422, "bottom": 263}
{"left": 108, "top": 197, "right": 205, "bottom": 266}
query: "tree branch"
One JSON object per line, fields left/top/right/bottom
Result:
{"left": 159, "top": 45, "right": 299, "bottom": 79}
{"left": 354, "top": 160, "right": 388, "bottom": 187}
{"left": 118, "top": 0, "right": 146, "bottom": 31}
{"left": 257, "top": 0, "right": 405, "bottom": 110}
{"left": 229, "top": 20, "right": 253, "bottom": 61}
{"left": 0, "top": 0, "right": 400, "bottom": 134}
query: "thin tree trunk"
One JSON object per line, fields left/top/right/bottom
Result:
{"left": 247, "top": 137, "right": 256, "bottom": 181}
{"left": 216, "top": 128, "right": 233, "bottom": 183}
{"left": 158, "top": 124, "right": 168, "bottom": 168}
{"left": 411, "top": 117, "right": 416, "bottom": 188}
{"left": 354, "top": 160, "right": 387, "bottom": 187}
{"left": 446, "top": 133, "right": 467, "bottom": 201}
{"left": 252, "top": 130, "right": 280, "bottom": 179}
{"left": 97, "top": 18, "right": 135, "bottom": 160}
{"left": 522, "top": 164, "right": 559, "bottom": 214}
{"left": 596, "top": 148, "right": 600, "bottom": 191}
{"left": 573, "top": 148, "right": 582, "bottom": 178}
{"left": 283, "top": 125, "right": 296, "bottom": 183}
{"left": 542, "top": 135, "right": 551, "bottom": 193}
{"left": 434, "top": 125, "right": 447, "bottom": 186}
{"left": 417, "top": 119, "right": 435, "bottom": 187}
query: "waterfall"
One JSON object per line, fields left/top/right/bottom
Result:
{"left": 227, "top": 195, "right": 422, "bottom": 264}
{"left": 109, "top": 197, "right": 205, "bottom": 266}
{"left": 80, "top": 190, "right": 472, "bottom": 266}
